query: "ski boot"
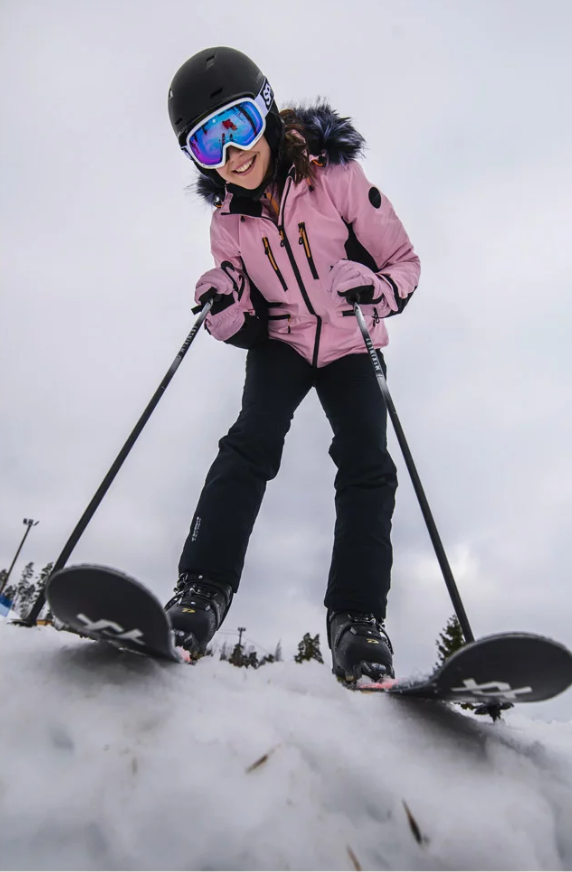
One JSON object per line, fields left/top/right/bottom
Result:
{"left": 327, "top": 610, "right": 395, "bottom": 683}
{"left": 165, "top": 573, "right": 233, "bottom": 656}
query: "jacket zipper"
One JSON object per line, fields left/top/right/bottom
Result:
{"left": 278, "top": 176, "right": 322, "bottom": 367}
{"left": 298, "top": 222, "right": 319, "bottom": 279}
{"left": 262, "top": 237, "right": 288, "bottom": 292}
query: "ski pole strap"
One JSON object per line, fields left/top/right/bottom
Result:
{"left": 192, "top": 298, "right": 217, "bottom": 316}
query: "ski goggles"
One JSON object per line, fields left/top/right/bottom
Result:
{"left": 180, "top": 80, "right": 274, "bottom": 169}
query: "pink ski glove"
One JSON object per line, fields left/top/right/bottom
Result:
{"left": 194, "top": 265, "right": 247, "bottom": 342}
{"left": 195, "top": 267, "right": 238, "bottom": 310}
{"left": 327, "top": 260, "right": 399, "bottom": 316}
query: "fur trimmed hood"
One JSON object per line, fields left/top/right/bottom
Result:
{"left": 192, "top": 101, "right": 367, "bottom": 207}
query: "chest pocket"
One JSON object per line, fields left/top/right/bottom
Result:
{"left": 298, "top": 223, "right": 319, "bottom": 279}
{"left": 262, "top": 237, "right": 288, "bottom": 292}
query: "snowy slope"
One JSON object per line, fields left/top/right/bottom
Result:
{"left": 1, "top": 623, "right": 572, "bottom": 871}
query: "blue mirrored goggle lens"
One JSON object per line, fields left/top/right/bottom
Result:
{"left": 187, "top": 101, "right": 265, "bottom": 168}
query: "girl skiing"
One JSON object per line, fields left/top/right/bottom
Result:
{"left": 165, "top": 47, "right": 420, "bottom": 681}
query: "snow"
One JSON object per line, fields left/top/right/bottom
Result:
{"left": 2, "top": 623, "right": 572, "bottom": 871}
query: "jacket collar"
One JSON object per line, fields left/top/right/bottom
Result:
{"left": 219, "top": 166, "right": 296, "bottom": 217}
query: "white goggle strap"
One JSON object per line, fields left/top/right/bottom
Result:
{"left": 253, "top": 78, "right": 274, "bottom": 119}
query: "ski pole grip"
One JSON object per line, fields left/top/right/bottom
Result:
{"left": 192, "top": 298, "right": 215, "bottom": 316}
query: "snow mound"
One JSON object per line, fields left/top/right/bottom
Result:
{"left": 1, "top": 622, "right": 572, "bottom": 870}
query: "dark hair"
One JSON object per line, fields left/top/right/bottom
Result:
{"left": 276, "top": 108, "right": 317, "bottom": 192}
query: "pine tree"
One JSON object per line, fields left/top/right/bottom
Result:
{"left": 37, "top": 562, "right": 54, "bottom": 589}
{"left": 227, "top": 642, "right": 260, "bottom": 668}
{"left": 14, "top": 561, "right": 36, "bottom": 617}
{"left": 19, "top": 562, "right": 35, "bottom": 585}
{"left": 294, "top": 632, "right": 324, "bottom": 664}
{"left": 435, "top": 614, "right": 466, "bottom": 669}
{"left": 260, "top": 640, "right": 282, "bottom": 667}
{"left": 245, "top": 646, "right": 259, "bottom": 669}
{"left": 35, "top": 562, "right": 55, "bottom": 622}
{"left": 228, "top": 642, "right": 246, "bottom": 667}
{"left": 435, "top": 614, "right": 474, "bottom": 711}
{"left": 219, "top": 642, "right": 230, "bottom": 661}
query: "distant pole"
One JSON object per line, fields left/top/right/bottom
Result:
{"left": 238, "top": 627, "right": 246, "bottom": 647}
{"left": 0, "top": 519, "right": 39, "bottom": 596}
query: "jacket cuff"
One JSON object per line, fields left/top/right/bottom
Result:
{"left": 380, "top": 274, "right": 418, "bottom": 317}
{"left": 224, "top": 313, "right": 268, "bottom": 349}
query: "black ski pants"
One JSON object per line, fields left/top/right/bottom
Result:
{"left": 179, "top": 339, "right": 398, "bottom": 619}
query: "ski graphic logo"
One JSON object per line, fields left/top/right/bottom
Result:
{"left": 451, "top": 678, "right": 532, "bottom": 700}
{"left": 76, "top": 613, "right": 145, "bottom": 645}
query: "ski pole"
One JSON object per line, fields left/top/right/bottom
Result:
{"left": 22, "top": 301, "right": 213, "bottom": 626}
{"left": 353, "top": 301, "right": 475, "bottom": 644}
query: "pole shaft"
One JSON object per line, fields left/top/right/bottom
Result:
{"left": 25, "top": 304, "right": 212, "bottom": 625}
{"left": 354, "top": 303, "right": 475, "bottom": 643}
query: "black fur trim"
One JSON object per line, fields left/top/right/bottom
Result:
{"left": 194, "top": 172, "right": 226, "bottom": 207}
{"left": 295, "top": 100, "right": 366, "bottom": 166}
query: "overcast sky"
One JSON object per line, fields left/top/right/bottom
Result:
{"left": 2, "top": 0, "right": 571, "bottom": 718}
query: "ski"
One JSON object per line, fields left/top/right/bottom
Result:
{"left": 354, "top": 633, "right": 572, "bottom": 711}
{"left": 46, "top": 564, "right": 187, "bottom": 662}
{"left": 46, "top": 565, "right": 572, "bottom": 714}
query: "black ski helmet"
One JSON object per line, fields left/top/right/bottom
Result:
{"left": 168, "top": 46, "right": 283, "bottom": 162}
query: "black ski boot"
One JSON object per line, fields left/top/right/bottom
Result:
{"left": 165, "top": 574, "right": 233, "bottom": 655}
{"left": 328, "top": 610, "right": 395, "bottom": 682}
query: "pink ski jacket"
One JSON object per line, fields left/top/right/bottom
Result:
{"left": 193, "top": 103, "right": 420, "bottom": 368}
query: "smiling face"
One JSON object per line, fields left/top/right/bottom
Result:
{"left": 215, "top": 135, "right": 272, "bottom": 189}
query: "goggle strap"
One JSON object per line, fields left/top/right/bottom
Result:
{"left": 253, "top": 78, "right": 274, "bottom": 119}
